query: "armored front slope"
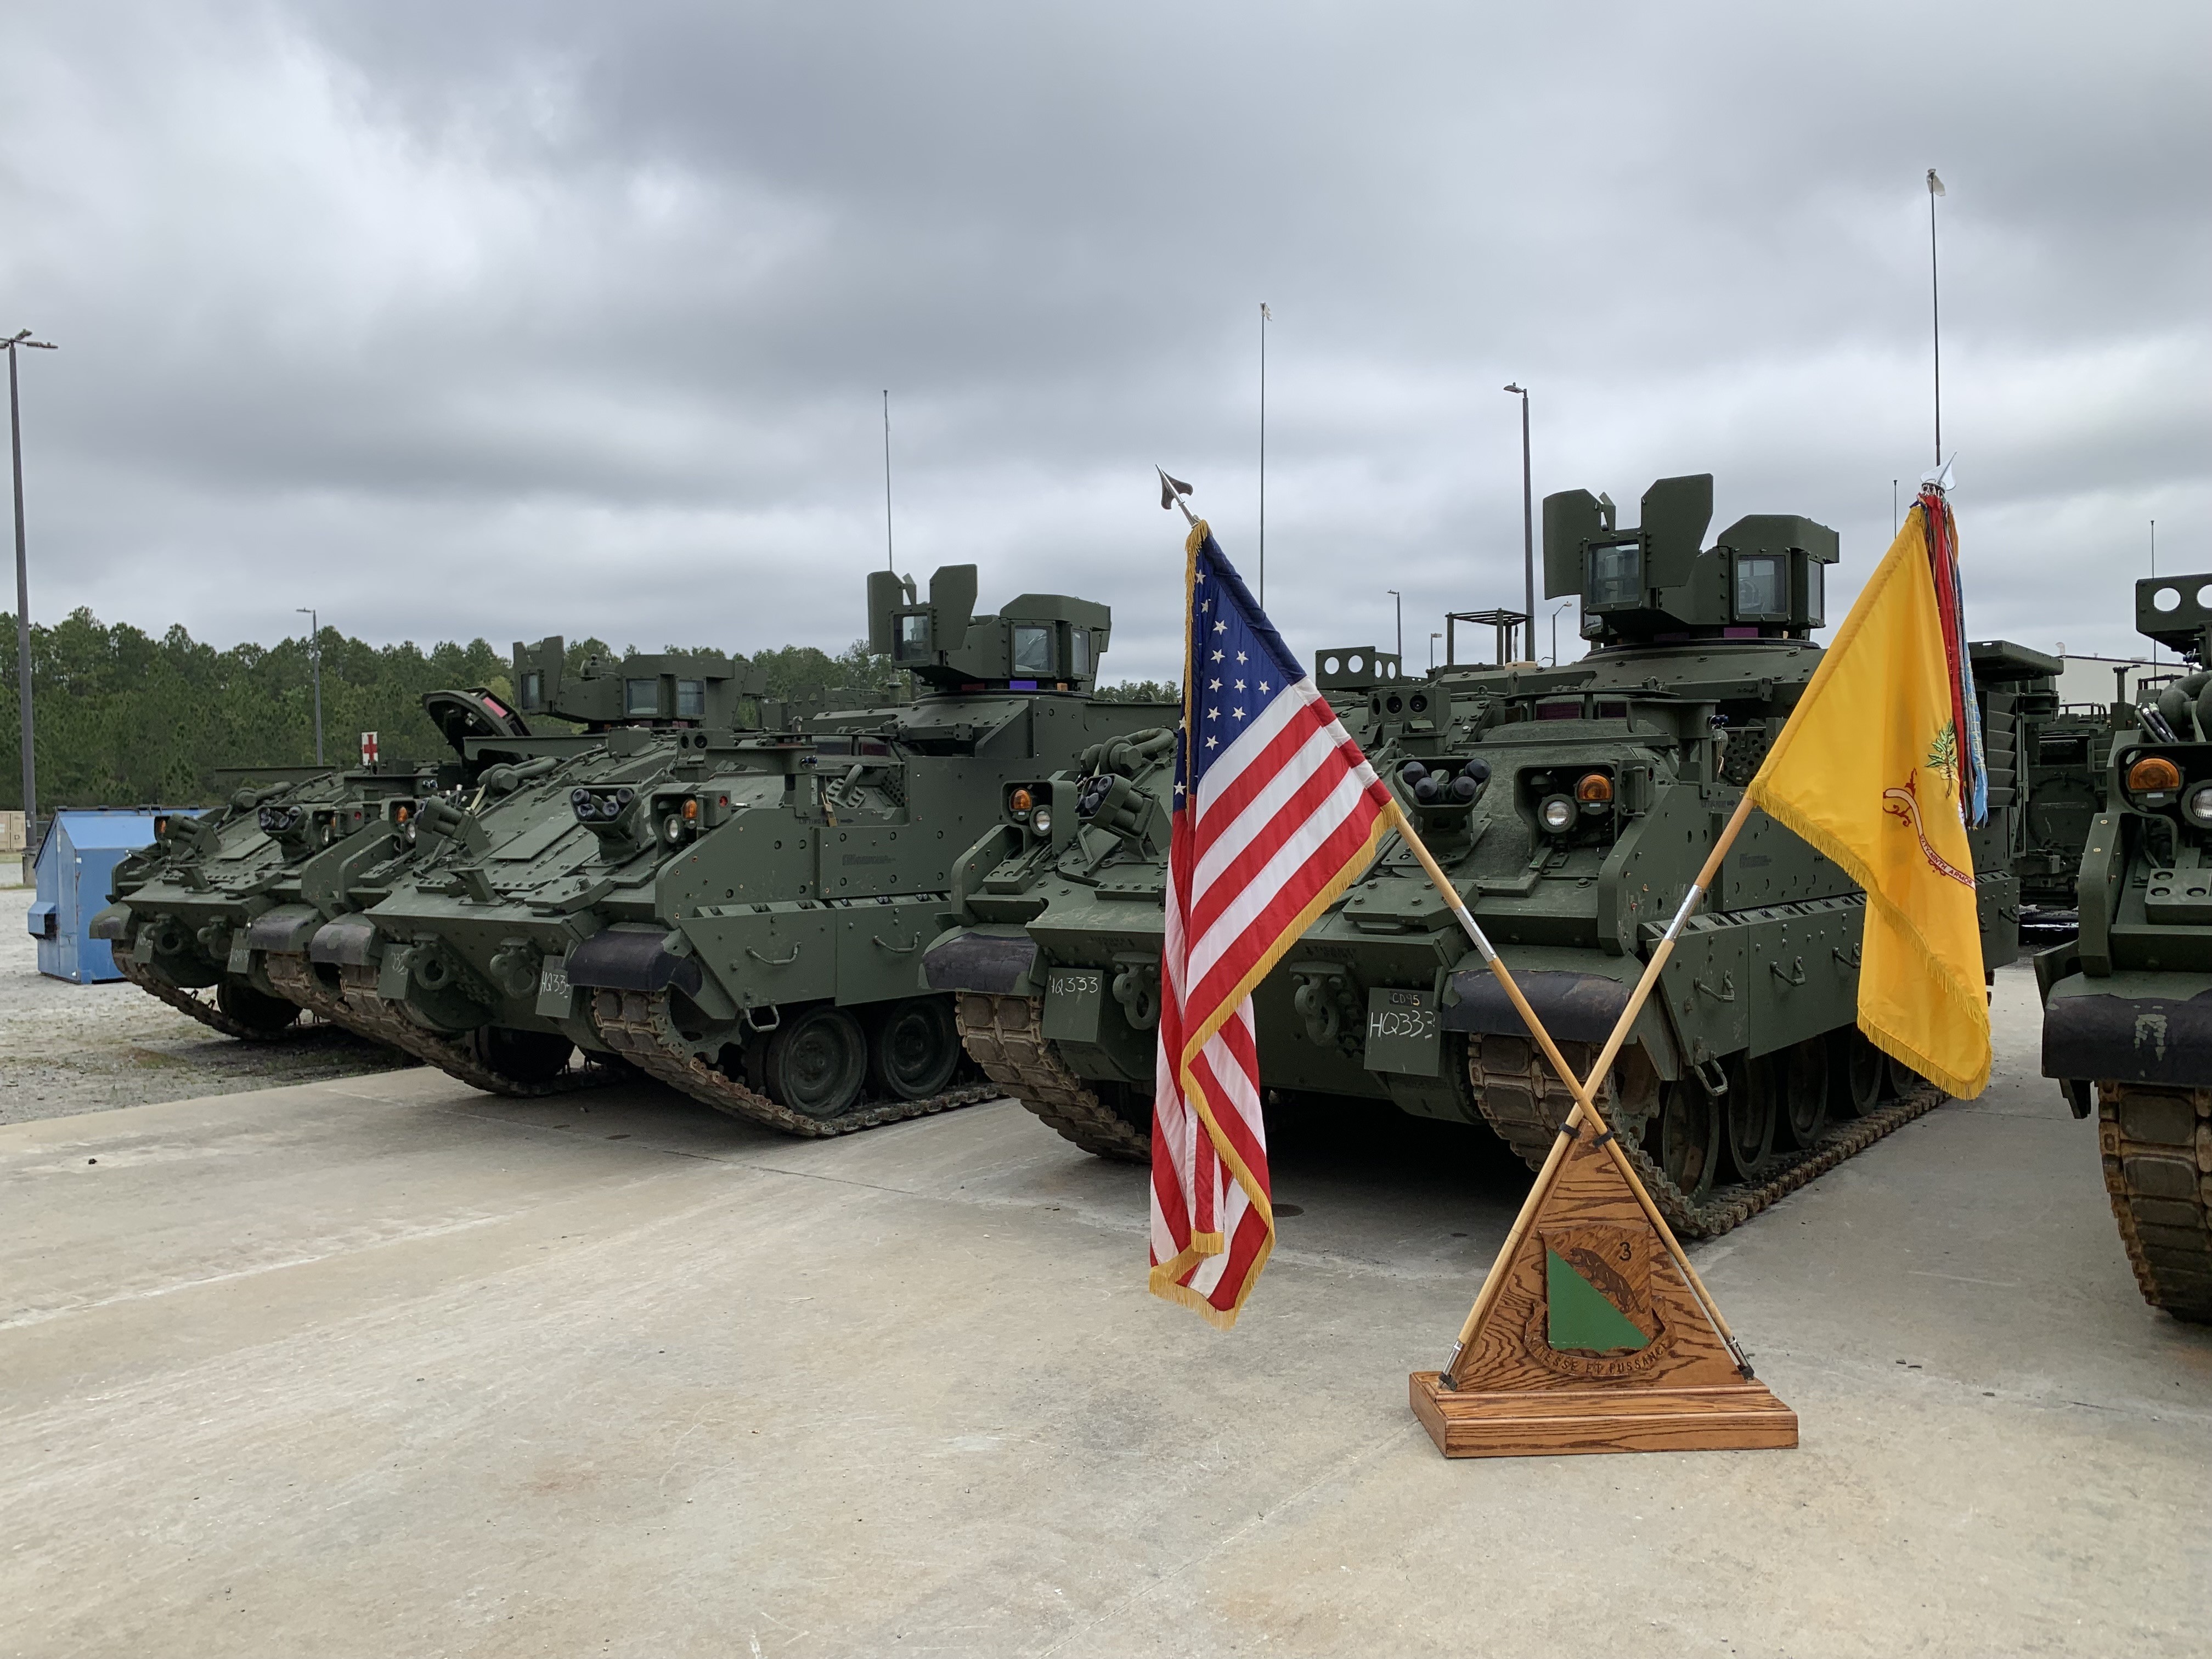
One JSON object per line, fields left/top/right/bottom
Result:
{"left": 2039, "top": 576, "right": 2212, "bottom": 1322}
{"left": 92, "top": 693, "right": 527, "bottom": 1041}
{"left": 933, "top": 475, "right": 2032, "bottom": 1242}
{"left": 347, "top": 567, "right": 1171, "bottom": 1133}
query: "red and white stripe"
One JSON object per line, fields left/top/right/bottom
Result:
{"left": 1149, "top": 680, "right": 1393, "bottom": 1326}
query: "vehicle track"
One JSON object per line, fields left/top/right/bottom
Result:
{"left": 594, "top": 987, "right": 996, "bottom": 1136}
{"left": 2097, "top": 1081, "right": 2212, "bottom": 1322}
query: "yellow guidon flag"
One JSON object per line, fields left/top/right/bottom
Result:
{"left": 1745, "top": 492, "right": 1991, "bottom": 1099}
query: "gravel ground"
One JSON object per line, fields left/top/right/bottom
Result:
{"left": 0, "top": 891, "right": 416, "bottom": 1125}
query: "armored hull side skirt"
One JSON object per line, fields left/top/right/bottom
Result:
{"left": 590, "top": 988, "right": 996, "bottom": 1137}
{"left": 264, "top": 950, "right": 607, "bottom": 1097}
{"left": 1467, "top": 1036, "right": 1945, "bottom": 1239}
{"left": 112, "top": 953, "right": 303, "bottom": 1043}
{"left": 2095, "top": 1084, "right": 2212, "bottom": 1322}
{"left": 951, "top": 993, "right": 1152, "bottom": 1161}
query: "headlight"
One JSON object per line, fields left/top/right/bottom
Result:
{"left": 1538, "top": 794, "right": 1576, "bottom": 834}
{"left": 662, "top": 814, "right": 688, "bottom": 845}
{"left": 2185, "top": 783, "right": 2212, "bottom": 827}
{"left": 1031, "top": 805, "right": 1053, "bottom": 838}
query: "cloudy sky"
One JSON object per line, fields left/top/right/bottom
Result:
{"left": 2, "top": 1, "right": 2205, "bottom": 682}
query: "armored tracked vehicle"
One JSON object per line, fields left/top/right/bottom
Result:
{"left": 2039, "top": 576, "right": 2212, "bottom": 1322}
{"left": 242, "top": 653, "right": 763, "bottom": 1092}
{"left": 316, "top": 568, "right": 1172, "bottom": 1132}
{"left": 94, "top": 691, "right": 535, "bottom": 1039}
{"left": 930, "top": 475, "right": 2035, "bottom": 1238}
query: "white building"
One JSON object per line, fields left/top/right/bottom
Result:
{"left": 2055, "top": 653, "right": 2160, "bottom": 710}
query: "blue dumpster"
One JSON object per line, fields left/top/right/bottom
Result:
{"left": 28, "top": 809, "right": 202, "bottom": 984}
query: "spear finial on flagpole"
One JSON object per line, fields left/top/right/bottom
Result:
{"left": 1157, "top": 466, "right": 1197, "bottom": 527}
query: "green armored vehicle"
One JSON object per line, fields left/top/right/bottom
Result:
{"left": 242, "top": 653, "right": 761, "bottom": 1092}
{"left": 93, "top": 692, "right": 533, "bottom": 1039}
{"left": 930, "top": 474, "right": 2035, "bottom": 1237}
{"left": 307, "top": 567, "right": 1172, "bottom": 1131}
{"left": 2039, "top": 576, "right": 2212, "bottom": 1322}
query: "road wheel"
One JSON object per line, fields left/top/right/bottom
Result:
{"left": 1830, "top": 1026, "right": 1883, "bottom": 1119}
{"left": 765, "top": 1005, "right": 867, "bottom": 1120}
{"left": 1725, "top": 1054, "right": 1778, "bottom": 1182}
{"left": 216, "top": 978, "right": 303, "bottom": 1035}
{"left": 1647, "top": 1080, "right": 1719, "bottom": 1204}
{"left": 866, "top": 997, "right": 961, "bottom": 1101}
{"left": 471, "top": 1025, "right": 576, "bottom": 1083}
{"left": 1779, "top": 1038, "right": 1831, "bottom": 1149}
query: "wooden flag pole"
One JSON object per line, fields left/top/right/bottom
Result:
{"left": 1384, "top": 793, "right": 1762, "bottom": 1380}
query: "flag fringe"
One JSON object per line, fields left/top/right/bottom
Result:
{"left": 1147, "top": 1261, "right": 1251, "bottom": 1330}
{"left": 1746, "top": 500, "right": 1990, "bottom": 1101}
{"left": 1744, "top": 782, "right": 1990, "bottom": 1099}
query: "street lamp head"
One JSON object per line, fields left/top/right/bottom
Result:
{"left": 1503, "top": 382, "right": 1525, "bottom": 396}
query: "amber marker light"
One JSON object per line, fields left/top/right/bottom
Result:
{"left": 1009, "top": 787, "right": 1035, "bottom": 815}
{"left": 1576, "top": 772, "right": 1614, "bottom": 803}
{"left": 2123, "top": 761, "right": 2176, "bottom": 800}
{"left": 682, "top": 798, "right": 699, "bottom": 822}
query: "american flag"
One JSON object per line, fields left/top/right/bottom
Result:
{"left": 1150, "top": 521, "right": 1396, "bottom": 1326}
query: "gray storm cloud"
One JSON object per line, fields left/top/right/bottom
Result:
{"left": 1, "top": 0, "right": 2205, "bottom": 680}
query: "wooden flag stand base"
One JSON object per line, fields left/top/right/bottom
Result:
{"left": 1410, "top": 1120, "right": 1796, "bottom": 1458}
{"left": 1381, "top": 794, "right": 1795, "bottom": 1459}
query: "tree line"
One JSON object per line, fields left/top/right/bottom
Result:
{"left": 0, "top": 609, "right": 1176, "bottom": 809}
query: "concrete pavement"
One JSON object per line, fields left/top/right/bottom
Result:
{"left": 2, "top": 964, "right": 2207, "bottom": 1657}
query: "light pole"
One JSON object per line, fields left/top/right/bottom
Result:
{"left": 296, "top": 608, "right": 323, "bottom": 765}
{"left": 1550, "top": 600, "right": 1572, "bottom": 667}
{"left": 7, "top": 329, "right": 56, "bottom": 872}
{"left": 1504, "top": 383, "right": 1532, "bottom": 630}
{"left": 1429, "top": 631, "right": 1442, "bottom": 672}
{"left": 1386, "top": 589, "right": 1402, "bottom": 660}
